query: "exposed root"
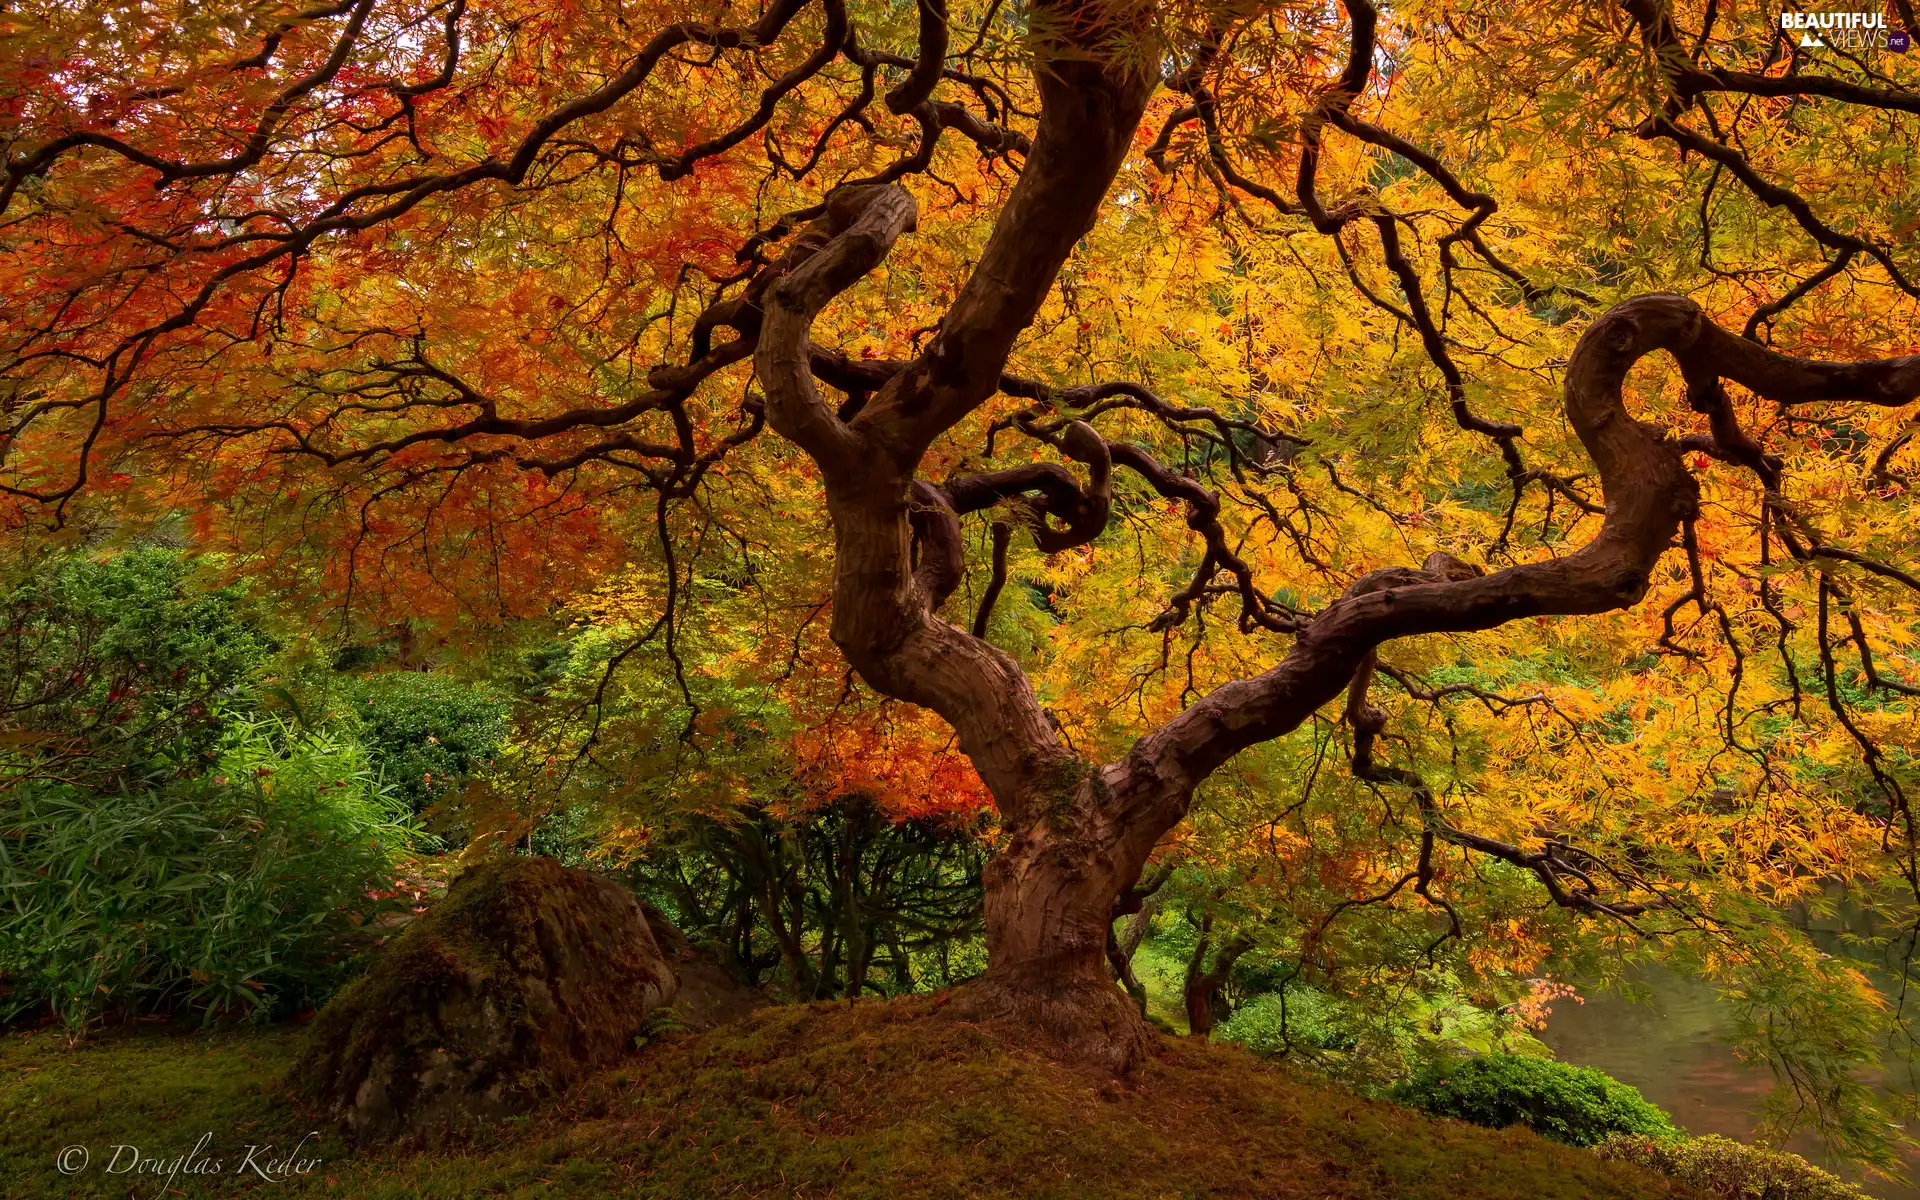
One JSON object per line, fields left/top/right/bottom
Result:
{"left": 946, "top": 974, "right": 1154, "bottom": 1080}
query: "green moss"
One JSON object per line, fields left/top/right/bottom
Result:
{"left": 1, "top": 996, "right": 1698, "bottom": 1199}
{"left": 0, "top": 1025, "right": 343, "bottom": 1197}
{"left": 288, "top": 856, "right": 672, "bottom": 1138}
{"left": 290, "top": 878, "right": 536, "bottom": 1111}
{"left": 1018, "top": 754, "right": 1108, "bottom": 828}
{"left": 1129, "top": 935, "right": 1194, "bottom": 1032}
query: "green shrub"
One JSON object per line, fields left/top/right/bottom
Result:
{"left": 1392, "top": 1053, "right": 1680, "bottom": 1146}
{"left": 347, "top": 672, "right": 508, "bottom": 811}
{"left": 1595, "top": 1134, "right": 1869, "bottom": 1199}
{"left": 1215, "top": 987, "right": 1354, "bottom": 1054}
{"left": 1228, "top": 952, "right": 1297, "bottom": 998}
{"left": 1, "top": 547, "right": 272, "bottom": 787}
{"left": 0, "top": 717, "right": 415, "bottom": 1033}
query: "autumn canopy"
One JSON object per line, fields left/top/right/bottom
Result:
{"left": 5, "top": 0, "right": 1920, "bottom": 1145}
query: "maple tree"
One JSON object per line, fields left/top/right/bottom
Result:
{"left": 6, "top": 0, "right": 1920, "bottom": 1112}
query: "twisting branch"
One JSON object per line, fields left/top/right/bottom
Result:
{"left": 942, "top": 420, "right": 1113, "bottom": 553}
{"left": 972, "top": 522, "right": 1013, "bottom": 638}
{"left": 886, "top": 0, "right": 949, "bottom": 115}
{"left": 2, "top": 0, "right": 831, "bottom": 509}
{"left": 1114, "top": 294, "right": 1920, "bottom": 845}
{"left": 1619, "top": 0, "right": 1918, "bottom": 298}
{"left": 1285, "top": 0, "right": 1597, "bottom": 525}
{"left": 757, "top": 185, "right": 919, "bottom": 475}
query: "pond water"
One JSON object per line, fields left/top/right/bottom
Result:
{"left": 1538, "top": 892, "right": 1919, "bottom": 1198}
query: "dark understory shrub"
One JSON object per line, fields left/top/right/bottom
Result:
{"left": 1392, "top": 1052, "right": 1679, "bottom": 1147}
{"left": 1, "top": 546, "right": 271, "bottom": 789}
{"left": 347, "top": 672, "right": 508, "bottom": 812}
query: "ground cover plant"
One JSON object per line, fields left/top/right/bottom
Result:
{"left": 0, "top": 999, "right": 1700, "bottom": 1200}
{"left": 1393, "top": 1053, "right": 1680, "bottom": 1148}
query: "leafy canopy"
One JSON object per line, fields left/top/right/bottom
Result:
{"left": 3, "top": 0, "right": 1920, "bottom": 1164}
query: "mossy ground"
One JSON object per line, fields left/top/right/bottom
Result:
{"left": 3, "top": 996, "right": 1695, "bottom": 1199}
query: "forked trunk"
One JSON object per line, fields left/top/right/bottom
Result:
{"left": 1183, "top": 929, "right": 1253, "bottom": 1038}
{"left": 957, "top": 777, "right": 1155, "bottom": 1076}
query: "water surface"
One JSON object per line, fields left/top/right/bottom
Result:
{"left": 1541, "top": 894, "right": 1919, "bottom": 1199}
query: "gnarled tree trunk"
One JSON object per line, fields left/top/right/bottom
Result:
{"left": 966, "top": 776, "right": 1159, "bottom": 1071}
{"left": 14, "top": 0, "right": 1920, "bottom": 1092}
{"left": 1109, "top": 865, "right": 1171, "bottom": 1015}
{"left": 1183, "top": 925, "right": 1254, "bottom": 1038}
{"left": 747, "top": 0, "right": 1920, "bottom": 1078}
{"left": 753, "top": 0, "right": 1165, "bottom": 1072}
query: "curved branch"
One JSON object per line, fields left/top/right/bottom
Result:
{"left": 848, "top": 11, "right": 1159, "bottom": 460}
{"left": 885, "top": 0, "right": 948, "bottom": 115}
{"left": 757, "top": 184, "right": 918, "bottom": 475}
{"left": 1113, "top": 293, "right": 1920, "bottom": 837}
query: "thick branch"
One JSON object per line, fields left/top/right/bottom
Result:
{"left": 850, "top": 5, "right": 1160, "bottom": 462}
{"left": 757, "top": 185, "right": 919, "bottom": 476}
{"left": 1112, "top": 294, "right": 1920, "bottom": 838}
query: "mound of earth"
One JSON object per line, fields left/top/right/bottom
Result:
{"left": 289, "top": 855, "right": 676, "bottom": 1141}
{"left": 8, "top": 994, "right": 1702, "bottom": 1199}
{"left": 534, "top": 996, "right": 1698, "bottom": 1199}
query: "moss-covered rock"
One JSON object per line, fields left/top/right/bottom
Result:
{"left": 289, "top": 856, "right": 675, "bottom": 1141}
{"left": 637, "top": 901, "right": 768, "bottom": 1033}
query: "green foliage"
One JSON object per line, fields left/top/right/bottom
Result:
{"left": 0, "top": 717, "right": 414, "bottom": 1033}
{"left": 0, "top": 547, "right": 272, "bottom": 787}
{"left": 634, "top": 1004, "right": 693, "bottom": 1049}
{"left": 1705, "top": 933, "right": 1904, "bottom": 1170}
{"left": 1209, "top": 974, "right": 1555, "bottom": 1103}
{"left": 1393, "top": 1053, "right": 1681, "bottom": 1148}
{"left": 1227, "top": 951, "right": 1297, "bottom": 998}
{"left": 1595, "top": 1134, "right": 1871, "bottom": 1200}
{"left": 1215, "top": 987, "right": 1353, "bottom": 1054}
{"left": 344, "top": 671, "right": 507, "bottom": 812}
{"left": 627, "top": 795, "right": 988, "bottom": 999}
{"left": 1124, "top": 928, "right": 1197, "bottom": 1031}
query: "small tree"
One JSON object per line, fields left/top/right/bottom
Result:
{"left": 633, "top": 793, "right": 988, "bottom": 998}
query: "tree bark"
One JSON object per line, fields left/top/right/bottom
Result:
{"left": 1183, "top": 926, "right": 1254, "bottom": 1038}
{"left": 754, "top": 0, "right": 1164, "bottom": 1073}
{"left": 964, "top": 770, "right": 1159, "bottom": 1072}
{"left": 1108, "top": 866, "right": 1169, "bottom": 1014}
